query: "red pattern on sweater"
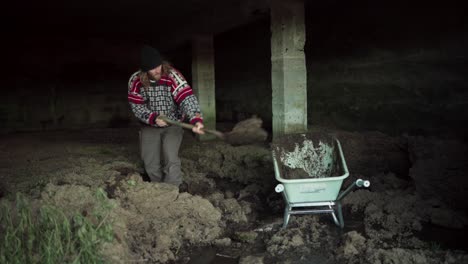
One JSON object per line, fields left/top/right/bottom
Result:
{"left": 127, "top": 69, "right": 203, "bottom": 126}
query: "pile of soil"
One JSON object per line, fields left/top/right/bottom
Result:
{"left": 340, "top": 172, "right": 468, "bottom": 264}
{"left": 407, "top": 136, "right": 468, "bottom": 210}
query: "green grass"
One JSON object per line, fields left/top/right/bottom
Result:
{"left": 0, "top": 188, "right": 114, "bottom": 264}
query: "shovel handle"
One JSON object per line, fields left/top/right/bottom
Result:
{"left": 158, "top": 116, "right": 224, "bottom": 139}
{"left": 159, "top": 116, "right": 195, "bottom": 130}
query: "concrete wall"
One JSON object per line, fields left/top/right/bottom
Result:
{"left": 1, "top": 80, "right": 134, "bottom": 133}
{"left": 1, "top": 60, "right": 137, "bottom": 133}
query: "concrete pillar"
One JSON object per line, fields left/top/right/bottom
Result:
{"left": 192, "top": 35, "right": 216, "bottom": 140}
{"left": 270, "top": 0, "right": 307, "bottom": 138}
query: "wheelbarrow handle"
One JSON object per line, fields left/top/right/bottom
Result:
{"left": 275, "top": 184, "right": 285, "bottom": 193}
{"left": 356, "top": 179, "right": 370, "bottom": 188}
{"left": 336, "top": 179, "right": 370, "bottom": 201}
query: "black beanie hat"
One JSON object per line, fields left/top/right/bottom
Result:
{"left": 140, "top": 45, "right": 163, "bottom": 72}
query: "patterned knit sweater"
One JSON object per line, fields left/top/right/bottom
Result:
{"left": 127, "top": 68, "right": 203, "bottom": 127}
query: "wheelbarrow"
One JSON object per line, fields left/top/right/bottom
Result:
{"left": 271, "top": 133, "right": 370, "bottom": 228}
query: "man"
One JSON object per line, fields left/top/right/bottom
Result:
{"left": 128, "top": 45, "right": 204, "bottom": 187}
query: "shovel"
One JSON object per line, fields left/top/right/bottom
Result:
{"left": 158, "top": 115, "right": 268, "bottom": 146}
{"left": 158, "top": 116, "right": 224, "bottom": 139}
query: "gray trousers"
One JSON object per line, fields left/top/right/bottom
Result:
{"left": 140, "top": 125, "right": 184, "bottom": 186}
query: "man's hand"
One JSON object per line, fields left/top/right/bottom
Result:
{"left": 192, "top": 122, "right": 205, "bottom": 135}
{"left": 155, "top": 116, "right": 168, "bottom": 127}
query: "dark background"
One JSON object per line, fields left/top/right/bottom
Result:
{"left": 2, "top": 0, "right": 467, "bottom": 136}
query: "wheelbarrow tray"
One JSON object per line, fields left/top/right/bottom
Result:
{"left": 272, "top": 137, "right": 349, "bottom": 204}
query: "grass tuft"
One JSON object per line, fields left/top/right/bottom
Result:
{"left": 0, "top": 188, "right": 114, "bottom": 264}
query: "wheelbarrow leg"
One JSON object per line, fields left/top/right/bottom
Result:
{"left": 283, "top": 205, "right": 292, "bottom": 228}
{"left": 330, "top": 202, "right": 344, "bottom": 228}
{"left": 336, "top": 201, "right": 344, "bottom": 228}
{"left": 330, "top": 204, "right": 340, "bottom": 226}
{"left": 333, "top": 179, "right": 370, "bottom": 228}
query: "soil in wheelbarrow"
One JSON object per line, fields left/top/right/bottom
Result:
{"left": 272, "top": 131, "right": 339, "bottom": 180}
{"left": 1, "top": 127, "right": 467, "bottom": 264}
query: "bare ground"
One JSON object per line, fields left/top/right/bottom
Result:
{"left": 1, "top": 126, "right": 467, "bottom": 263}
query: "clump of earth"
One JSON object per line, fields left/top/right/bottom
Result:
{"left": 1, "top": 127, "right": 467, "bottom": 263}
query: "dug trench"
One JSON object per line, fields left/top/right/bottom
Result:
{"left": 0, "top": 127, "right": 467, "bottom": 263}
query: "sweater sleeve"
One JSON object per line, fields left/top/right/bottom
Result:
{"left": 127, "top": 72, "right": 158, "bottom": 125}
{"left": 168, "top": 69, "right": 203, "bottom": 124}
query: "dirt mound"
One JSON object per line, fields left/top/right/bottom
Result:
{"left": 207, "top": 192, "right": 253, "bottom": 224}
{"left": 407, "top": 136, "right": 468, "bottom": 210}
{"left": 224, "top": 116, "right": 268, "bottom": 146}
{"left": 108, "top": 175, "right": 222, "bottom": 263}
{"left": 39, "top": 184, "right": 134, "bottom": 264}
{"left": 331, "top": 130, "right": 410, "bottom": 179}
{"left": 338, "top": 172, "right": 468, "bottom": 263}
{"left": 267, "top": 217, "right": 334, "bottom": 253}
{"left": 36, "top": 173, "right": 224, "bottom": 264}
{"left": 265, "top": 216, "right": 336, "bottom": 263}
{"left": 181, "top": 141, "right": 274, "bottom": 185}
{"left": 338, "top": 235, "right": 468, "bottom": 264}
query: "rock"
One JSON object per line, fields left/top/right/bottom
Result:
{"left": 213, "top": 237, "right": 232, "bottom": 247}
{"left": 233, "top": 231, "right": 258, "bottom": 243}
{"left": 342, "top": 231, "right": 367, "bottom": 258}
